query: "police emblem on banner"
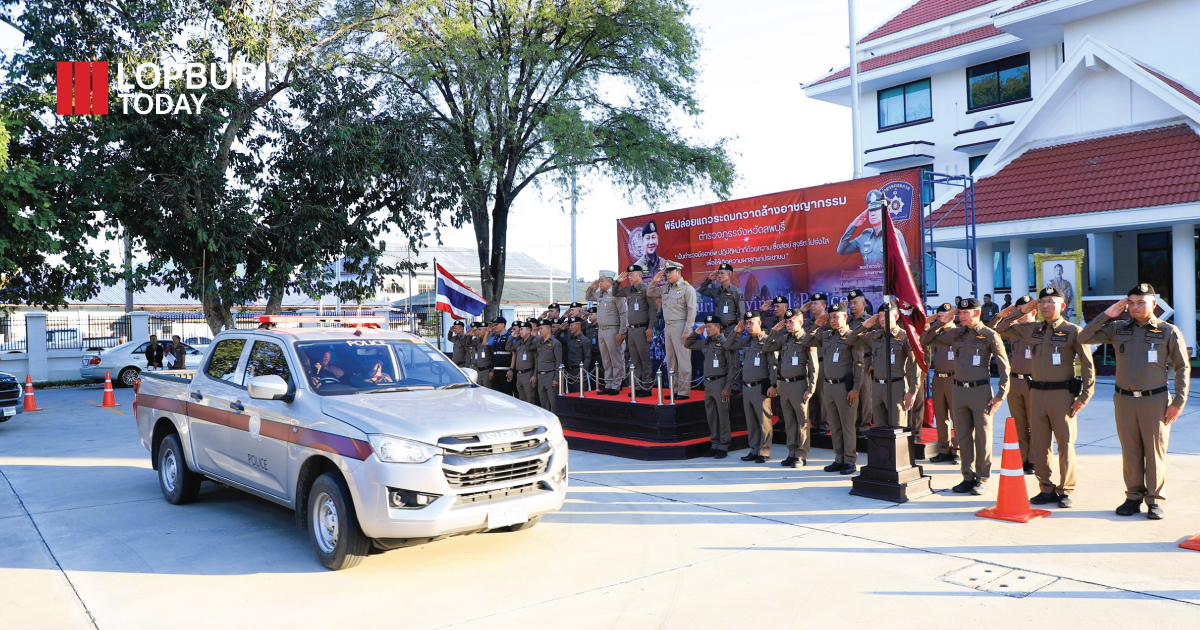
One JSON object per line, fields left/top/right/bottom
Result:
{"left": 880, "top": 181, "right": 914, "bottom": 221}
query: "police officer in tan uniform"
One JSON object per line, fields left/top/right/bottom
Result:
{"left": 649, "top": 262, "right": 698, "bottom": 399}
{"left": 763, "top": 308, "right": 819, "bottom": 467}
{"left": 699, "top": 263, "right": 744, "bottom": 334}
{"left": 729, "top": 310, "right": 777, "bottom": 463}
{"left": 531, "top": 319, "right": 563, "bottom": 412}
{"left": 926, "top": 303, "right": 959, "bottom": 464}
{"left": 506, "top": 322, "right": 539, "bottom": 405}
{"left": 447, "top": 320, "right": 468, "bottom": 366}
{"left": 995, "top": 288, "right": 1095, "bottom": 508}
{"left": 615, "top": 264, "right": 659, "bottom": 397}
{"left": 805, "top": 303, "right": 861, "bottom": 474}
{"left": 922, "top": 297, "right": 1010, "bottom": 495}
{"left": 587, "top": 272, "right": 629, "bottom": 395}
{"left": 686, "top": 315, "right": 733, "bottom": 458}
{"left": 991, "top": 294, "right": 1037, "bottom": 474}
{"left": 801, "top": 293, "right": 830, "bottom": 433}
{"left": 1080, "top": 284, "right": 1189, "bottom": 520}
{"left": 846, "top": 289, "right": 872, "bottom": 431}
{"left": 846, "top": 301, "right": 921, "bottom": 429}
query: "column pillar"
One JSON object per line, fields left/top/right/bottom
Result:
{"left": 24, "top": 313, "right": 48, "bottom": 382}
{"left": 298, "top": 308, "right": 319, "bottom": 328}
{"left": 975, "top": 240, "right": 994, "bottom": 300}
{"left": 1088, "top": 232, "right": 1115, "bottom": 294}
{"left": 127, "top": 311, "right": 150, "bottom": 343}
{"left": 1171, "top": 224, "right": 1196, "bottom": 356}
{"left": 1010, "top": 238, "right": 1029, "bottom": 299}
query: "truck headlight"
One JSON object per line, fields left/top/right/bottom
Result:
{"left": 369, "top": 435, "right": 442, "bottom": 464}
{"left": 546, "top": 417, "right": 564, "bottom": 443}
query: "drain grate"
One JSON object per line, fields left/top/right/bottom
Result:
{"left": 940, "top": 562, "right": 1058, "bottom": 598}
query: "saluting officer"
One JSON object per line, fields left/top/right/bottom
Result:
{"left": 846, "top": 289, "right": 872, "bottom": 431}
{"left": 804, "top": 303, "right": 861, "bottom": 474}
{"left": 729, "top": 311, "right": 777, "bottom": 464}
{"left": 1079, "top": 284, "right": 1189, "bottom": 520}
{"left": 699, "top": 263, "right": 744, "bottom": 333}
{"left": 531, "top": 319, "right": 563, "bottom": 412}
{"left": 991, "top": 295, "right": 1037, "bottom": 474}
{"left": 467, "top": 322, "right": 495, "bottom": 388}
{"left": 562, "top": 316, "right": 592, "bottom": 393}
{"left": 846, "top": 301, "right": 921, "bottom": 429}
{"left": 448, "top": 320, "right": 468, "bottom": 366}
{"left": 615, "top": 264, "right": 659, "bottom": 397}
{"left": 922, "top": 298, "right": 1010, "bottom": 495}
{"left": 488, "top": 317, "right": 513, "bottom": 396}
{"left": 649, "top": 262, "right": 698, "bottom": 400}
{"left": 994, "top": 288, "right": 1095, "bottom": 508}
{"left": 686, "top": 315, "right": 733, "bottom": 458}
{"left": 926, "top": 303, "right": 959, "bottom": 464}
{"left": 760, "top": 295, "right": 789, "bottom": 331}
{"left": 801, "top": 293, "right": 830, "bottom": 432}
{"left": 506, "top": 321, "right": 539, "bottom": 405}
{"left": 763, "top": 308, "right": 819, "bottom": 467}
{"left": 587, "top": 273, "right": 628, "bottom": 395}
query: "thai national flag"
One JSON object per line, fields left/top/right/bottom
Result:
{"left": 435, "top": 263, "right": 487, "bottom": 319}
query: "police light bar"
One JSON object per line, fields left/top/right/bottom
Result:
{"left": 256, "top": 315, "right": 384, "bottom": 327}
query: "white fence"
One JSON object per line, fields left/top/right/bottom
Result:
{"left": 0, "top": 312, "right": 152, "bottom": 383}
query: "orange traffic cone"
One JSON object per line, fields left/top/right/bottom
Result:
{"left": 22, "top": 375, "right": 43, "bottom": 411}
{"left": 100, "top": 371, "right": 121, "bottom": 407}
{"left": 1181, "top": 534, "right": 1200, "bottom": 551}
{"left": 977, "top": 416, "right": 1049, "bottom": 523}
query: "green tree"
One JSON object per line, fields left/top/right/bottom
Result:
{"left": 343, "top": 0, "right": 735, "bottom": 318}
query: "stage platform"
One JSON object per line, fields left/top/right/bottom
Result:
{"left": 556, "top": 387, "right": 939, "bottom": 461}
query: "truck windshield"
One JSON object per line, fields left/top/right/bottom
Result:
{"left": 294, "top": 339, "right": 468, "bottom": 396}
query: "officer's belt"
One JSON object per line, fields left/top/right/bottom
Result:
{"left": 824, "top": 375, "right": 849, "bottom": 385}
{"left": 934, "top": 372, "right": 953, "bottom": 378}
{"left": 1029, "top": 379, "right": 1070, "bottom": 390}
{"left": 492, "top": 366, "right": 510, "bottom": 371}
{"left": 515, "top": 368, "right": 533, "bottom": 374}
{"left": 744, "top": 378, "right": 768, "bottom": 387}
{"left": 1116, "top": 386, "right": 1168, "bottom": 398}
{"left": 704, "top": 375, "right": 727, "bottom": 382}
{"left": 779, "top": 375, "right": 808, "bottom": 384}
{"left": 628, "top": 323, "right": 648, "bottom": 328}
{"left": 537, "top": 369, "right": 556, "bottom": 375}
{"left": 600, "top": 324, "right": 620, "bottom": 330}
{"left": 665, "top": 319, "right": 687, "bottom": 324}
{"left": 565, "top": 364, "right": 582, "bottom": 370}
{"left": 873, "top": 376, "right": 905, "bottom": 384}
{"left": 1012, "top": 373, "right": 1032, "bottom": 381}
{"left": 954, "top": 378, "right": 990, "bottom": 388}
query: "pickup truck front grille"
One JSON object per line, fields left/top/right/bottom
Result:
{"left": 457, "top": 438, "right": 542, "bottom": 457}
{"left": 0, "top": 382, "right": 20, "bottom": 404}
{"left": 444, "top": 459, "right": 548, "bottom": 488}
{"left": 455, "top": 482, "right": 541, "bottom": 505}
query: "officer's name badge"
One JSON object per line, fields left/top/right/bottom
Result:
{"left": 1053, "top": 331, "right": 1067, "bottom": 337}
{"left": 975, "top": 334, "right": 986, "bottom": 339}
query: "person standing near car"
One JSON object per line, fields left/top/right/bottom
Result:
{"left": 169, "top": 335, "right": 186, "bottom": 370}
{"left": 448, "top": 320, "right": 468, "bottom": 366}
{"left": 487, "top": 317, "right": 513, "bottom": 396}
{"left": 145, "top": 334, "right": 165, "bottom": 370}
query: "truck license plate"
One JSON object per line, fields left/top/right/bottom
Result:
{"left": 487, "top": 502, "right": 528, "bottom": 529}
{"left": 2, "top": 406, "right": 15, "bottom": 417}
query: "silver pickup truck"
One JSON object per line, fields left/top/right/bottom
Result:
{"left": 134, "top": 322, "right": 568, "bottom": 570}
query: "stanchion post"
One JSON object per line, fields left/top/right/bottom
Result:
{"left": 668, "top": 368, "right": 676, "bottom": 406}
{"left": 629, "top": 361, "right": 636, "bottom": 403}
{"left": 656, "top": 371, "right": 663, "bottom": 406}
{"left": 594, "top": 364, "right": 601, "bottom": 392}
{"left": 578, "top": 365, "right": 585, "bottom": 398}
{"left": 558, "top": 365, "right": 564, "bottom": 396}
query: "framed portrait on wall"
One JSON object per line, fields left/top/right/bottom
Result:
{"left": 1034, "top": 250, "right": 1085, "bottom": 323}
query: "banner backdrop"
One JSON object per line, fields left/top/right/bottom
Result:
{"left": 617, "top": 169, "right": 925, "bottom": 319}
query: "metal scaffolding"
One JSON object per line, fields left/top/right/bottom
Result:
{"left": 921, "top": 171, "right": 979, "bottom": 307}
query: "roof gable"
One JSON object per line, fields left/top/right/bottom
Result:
{"left": 811, "top": 25, "right": 1006, "bottom": 87}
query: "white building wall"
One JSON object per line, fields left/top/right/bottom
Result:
{"left": 1065, "top": 0, "right": 1200, "bottom": 89}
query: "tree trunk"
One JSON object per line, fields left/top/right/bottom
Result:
{"left": 264, "top": 283, "right": 286, "bottom": 315}
{"left": 486, "top": 191, "right": 510, "bottom": 322}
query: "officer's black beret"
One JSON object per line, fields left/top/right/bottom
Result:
{"left": 847, "top": 289, "right": 864, "bottom": 300}
{"left": 626, "top": 264, "right": 644, "bottom": 273}
{"left": 547, "top": 303, "right": 560, "bottom": 310}
{"left": 642, "top": 221, "right": 657, "bottom": 236}
{"left": 703, "top": 315, "right": 720, "bottom": 325}
{"left": 772, "top": 295, "right": 789, "bottom": 305}
{"left": 742, "top": 310, "right": 760, "bottom": 321}
{"left": 491, "top": 316, "right": 507, "bottom": 324}
{"left": 452, "top": 320, "right": 464, "bottom": 326}
{"left": 784, "top": 308, "right": 799, "bottom": 319}
{"left": 587, "top": 306, "right": 597, "bottom": 313}
{"left": 1014, "top": 295, "right": 1033, "bottom": 306}
{"left": 959, "top": 297, "right": 981, "bottom": 309}
{"left": 717, "top": 263, "right": 734, "bottom": 272}
{"left": 537, "top": 319, "right": 553, "bottom": 327}
{"left": 555, "top": 317, "right": 567, "bottom": 324}
{"left": 518, "top": 321, "right": 532, "bottom": 329}
{"left": 1128, "top": 283, "right": 1155, "bottom": 296}
{"left": 829, "top": 302, "right": 846, "bottom": 313}
{"left": 878, "top": 302, "right": 891, "bottom": 313}
{"left": 935, "top": 302, "right": 953, "bottom": 313}
{"left": 470, "top": 321, "right": 485, "bottom": 328}
{"left": 569, "top": 302, "right": 584, "bottom": 308}
{"left": 567, "top": 316, "right": 583, "bottom": 324}
{"left": 1038, "top": 287, "right": 1063, "bottom": 300}
{"left": 811, "top": 292, "right": 828, "bottom": 302}
{"left": 526, "top": 317, "right": 539, "bottom": 324}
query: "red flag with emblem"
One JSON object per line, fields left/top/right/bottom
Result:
{"left": 884, "top": 209, "right": 927, "bottom": 373}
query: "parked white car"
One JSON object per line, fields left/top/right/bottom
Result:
{"left": 0, "top": 371, "right": 24, "bottom": 421}
{"left": 81, "top": 340, "right": 207, "bottom": 387}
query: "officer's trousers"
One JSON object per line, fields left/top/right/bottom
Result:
{"left": 627, "top": 325, "right": 653, "bottom": 390}
{"left": 823, "top": 381, "right": 857, "bottom": 465}
{"left": 811, "top": 364, "right": 827, "bottom": 432}
{"left": 664, "top": 320, "right": 693, "bottom": 398}
{"left": 778, "top": 379, "right": 811, "bottom": 460}
{"left": 931, "top": 374, "right": 957, "bottom": 455}
{"left": 742, "top": 381, "right": 773, "bottom": 457}
{"left": 514, "top": 370, "right": 538, "bottom": 406}
{"left": 703, "top": 379, "right": 731, "bottom": 451}
{"left": 952, "top": 383, "right": 995, "bottom": 481}
{"left": 869, "top": 379, "right": 911, "bottom": 429}
{"left": 1114, "top": 391, "right": 1172, "bottom": 504}
{"left": 598, "top": 327, "right": 624, "bottom": 391}
{"left": 856, "top": 365, "right": 873, "bottom": 430}
{"left": 1029, "top": 388, "right": 1077, "bottom": 496}
{"left": 490, "top": 368, "right": 513, "bottom": 396}
{"left": 1009, "top": 377, "right": 1033, "bottom": 463}
{"left": 535, "top": 372, "right": 557, "bottom": 412}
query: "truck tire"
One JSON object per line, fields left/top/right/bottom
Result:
{"left": 307, "top": 473, "right": 370, "bottom": 570}
{"left": 158, "top": 433, "right": 202, "bottom": 504}
{"left": 505, "top": 515, "right": 542, "bottom": 532}
{"left": 117, "top": 367, "right": 140, "bottom": 388}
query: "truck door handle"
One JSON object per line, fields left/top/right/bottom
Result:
{"left": 190, "top": 391, "right": 203, "bottom": 401}
{"left": 230, "top": 401, "right": 244, "bottom": 413}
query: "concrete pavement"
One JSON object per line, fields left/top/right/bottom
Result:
{"left": 1, "top": 381, "right": 1198, "bottom": 629}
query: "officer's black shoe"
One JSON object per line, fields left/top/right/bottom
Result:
{"left": 951, "top": 478, "right": 974, "bottom": 493}
{"left": 1147, "top": 503, "right": 1164, "bottom": 520}
{"left": 674, "top": 393, "right": 690, "bottom": 400}
{"left": 1115, "top": 499, "right": 1142, "bottom": 516}
{"left": 1057, "top": 495, "right": 1074, "bottom": 508}
{"left": 754, "top": 455, "right": 769, "bottom": 464}
{"left": 823, "top": 462, "right": 842, "bottom": 473}
{"left": 700, "top": 449, "right": 718, "bottom": 458}
{"left": 929, "top": 453, "right": 953, "bottom": 463}
{"left": 1023, "top": 462, "right": 1036, "bottom": 475}
{"left": 970, "top": 480, "right": 986, "bottom": 496}
{"left": 840, "top": 464, "right": 856, "bottom": 475}
{"left": 740, "top": 452, "right": 758, "bottom": 462}
{"left": 1029, "top": 492, "right": 1059, "bottom": 505}
{"left": 635, "top": 389, "right": 653, "bottom": 398}
{"left": 713, "top": 450, "right": 728, "bottom": 459}
{"left": 781, "top": 456, "right": 797, "bottom": 468}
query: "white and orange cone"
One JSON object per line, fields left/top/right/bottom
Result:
{"left": 23, "top": 375, "right": 43, "bottom": 412}
{"left": 1181, "top": 534, "right": 1200, "bottom": 552}
{"left": 976, "top": 416, "right": 1050, "bottom": 523}
{"left": 100, "top": 371, "right": 121, "bottom": 407}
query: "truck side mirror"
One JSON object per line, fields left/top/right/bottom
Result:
{"left": 462, "top": 367, "right": 479, "bottom": 384}
{"left": 247, "top": 374, "right": 291, "bottom": 401}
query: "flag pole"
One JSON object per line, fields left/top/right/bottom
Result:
{"left": 435, "top": 257, "right": 443, "bottom": 352}
{"left": 883, "top": 212, "right": 894, "bottom": 428}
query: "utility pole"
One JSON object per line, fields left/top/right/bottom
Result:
{"left": 849, "top": 0, "right": 863, "bottom": 179}
{"left": 570, "top": 173, "right": 578, "bottom": 303}
{"left": 124, "top": 229, "right": 134, "bottom": 313}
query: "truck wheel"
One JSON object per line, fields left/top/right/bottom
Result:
{"left": 118, "top": 367, "right": 140, "bottom": 388}
{"left": 307, "top": 473, "right": 370, "bottom": 570}
{"left": 505, "top": 515, "right": 542, "bottom": 532}
{"left": 158, "top": 433, "right": 202, "bottom": 504}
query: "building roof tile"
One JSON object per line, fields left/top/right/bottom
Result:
{"left": 1137, "top": 63, "right": 1200, "bottom": 109}
{"left": 995, "top": 0, "right": 1053, "bottom": 17}
{"left": 810, "top": 25, "right": 1006, "bottom": 87}
{"left": 938, "top": 124, "right": 1200, "bottom": 226}
{"left": 861, "top": 0, "right": 1000, "bottom": 43}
